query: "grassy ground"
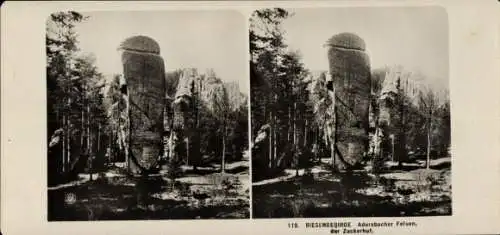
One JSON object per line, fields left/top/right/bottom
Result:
{"left": 252, "top": 157, "right": 451, "bottom": 218}
{"left": 48, "top": 160, "right": 250, "bottom": 221}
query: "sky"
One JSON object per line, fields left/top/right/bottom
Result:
{"left": 73, "top": 10, "right": 248, "bottom": 94}
{"left": 281, "top": 6, "right": 449, "bottom": 90}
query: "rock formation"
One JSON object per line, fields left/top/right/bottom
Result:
{"left": 167, "top": 68, "right": 247, "bottom": 167}
{"left": 367, "top": 65, "right": 425, "bottom": 161}
{"left": 119, "top": 35, "right": 166, "bottom": 174}
{"left": 326, "top": 32, "right": 371, "bottom": 167}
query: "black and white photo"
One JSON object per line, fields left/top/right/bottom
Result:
{"left": 250, "top": 7, "right": 451, "bottom": 218}
{"left": 46, "top": 10, "right": 250, "bottom": 220}
{"left": 3, "top": 1, "right": 500, "bottom": 235}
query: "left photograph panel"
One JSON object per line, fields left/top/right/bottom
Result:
{"left": 46, "top": 10, "right": 250, "bottom": 221}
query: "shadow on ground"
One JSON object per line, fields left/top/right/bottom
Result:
{"left": 252, "top": 163, "right": 452, "bottom": 218}
{"left": 49, "top": 171, "right": 250, "bottom": 221}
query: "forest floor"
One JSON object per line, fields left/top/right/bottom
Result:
{"left": 252, "top": 156, "right": 452, "bottom": 218}
{"left": 48, "top": 154, "right": 250, "bottom": 220}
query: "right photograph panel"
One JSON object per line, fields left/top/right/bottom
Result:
{"left": 250, "top": 7, "right": 451, "bottom": 218}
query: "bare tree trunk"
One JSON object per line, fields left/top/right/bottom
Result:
{"left": 186, "top": 137, "right": 190, "bottom": 166}
{"left": 109, "top": 131, "right": 113, "bottom": 164}
{"left": 87, "top": 104, "right": 92, "bottom": 181}
{"left": 331, "top": 141, "right": 335, "bottom": 170}
{"left": 268, "top": 110, "right": 273, "bottom": 169}
{"left": 290, "top": 78, "right": 294, "bottom": 146}
{"left": 222, "top": 126, "right": 226, "bottom": 173}
{"left": 62, "top": 114, "right": 66, "bottom": 173}
{"left": 287, "top": 107, "right": 291, "bottom": 142}
{"left": 426, "top": 116, "right": 431, "bottom": 169}
{"left": 331, "top": 88, "right": 337, "bottom": 170}
{"left": 273, "top": 110, "right": 278, "bottom": 169}
{"left": 380, "top": 135, "right": 384, "bottom": 161}
{"left": 55, "top": 109, "right": 60, "bottom": 169}
{"left": 293, "top": 102, "right": 297, "bottom": 146}
{"left": 195, "top": 80, "right": 202, "bottom": 171}
{"left": 398, "top": 96, "right": 406, "bottom": 167}
{"left": 124, "top": 111, "right": 129, "bottom": 170}
{"left": 303, "top": 119, "right": 307, "bottom": 147}
{"left": 97, "top": 123, "right": 101, "bottom": 168}
{"left": 314, "top": 126, "right": 318, "bottom": 162}
{"left": 334, "top": 116, "right": 337, "bottom": 169}
{"left": 66, "top": 119, "right": 71, "bottom": 172}
{"left": 81, "top": 109, "right": 84, "bottom": 149}
{"left": 97, "top": 123, "right": 101, "bottom": 152}
{"left": 81, "top": 84, "right": 85, "bottom": 158}
{"left": 293, "top": 102, "right": 298, "bottom": 176}
{"left": 66, "top": 96, "right": 72, "bottom": 174}
{"left": 168, "top": 131, "right": 174, "bottom": 163}
{"left": 391, "top": 135, "right": 395, "bottom": 162}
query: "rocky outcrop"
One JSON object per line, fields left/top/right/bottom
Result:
{"left": 165, "top": 68, "right": 246, "bottom": 167}
{"left": 224, "top": 82, "right": 246, "bottom": 111}
{"left": 368, "top": 65, "right": 424, "bottom": 161}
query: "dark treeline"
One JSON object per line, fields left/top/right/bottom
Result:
{"left": 250, "top": 9, "right": 314, "bottom": 180}
{"left": 47, "top": 12, "right": 109, "bottom": 185}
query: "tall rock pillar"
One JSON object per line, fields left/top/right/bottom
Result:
{"left": 119, "top": 35, "right": 166, "bottom": 174}
{"left": 326, "top": 32, "right": 371, "bottom": 167}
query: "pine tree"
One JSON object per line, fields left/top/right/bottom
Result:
{"left": 47, "top": 11, "right": 109, "bottom": 183}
